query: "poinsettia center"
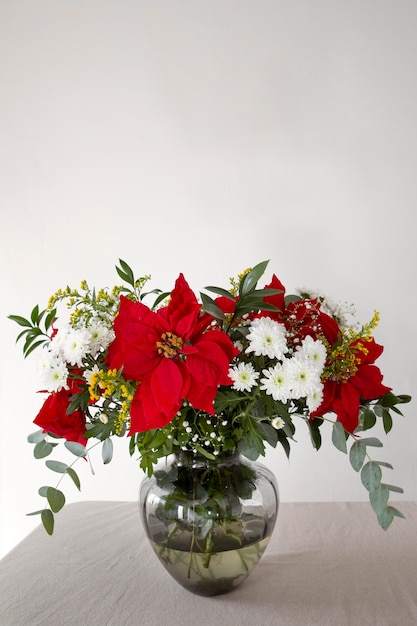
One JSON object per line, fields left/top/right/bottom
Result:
{"left": 156, "top": 331, "right": 184, "bottom": 358}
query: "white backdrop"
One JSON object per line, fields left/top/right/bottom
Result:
{"left": 1, "top": 0, "right": 416, "bottom": 558}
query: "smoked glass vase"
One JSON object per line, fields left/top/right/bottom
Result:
{"left": 139, "top": 450, "right": 279, "bottom": 596}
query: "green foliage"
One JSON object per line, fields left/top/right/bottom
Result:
{"left": 8, "top": 306, "right": 56, "bottom": 357}
{"left": 329, "top": 391, "right": 411, "bottom": 530}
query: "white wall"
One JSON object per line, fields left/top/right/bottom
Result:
{"left": 1, "top": 0, "right": 416, "bottom": 559}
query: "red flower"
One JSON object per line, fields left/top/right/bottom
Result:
{"left": 262, "top": 275, "right": 391, "bottom": 432}
{"left": 34, "top": 377, "right": 87, "bottom": 445}
{"left": 311, "top": 336, "right": 391, "bottom": 433}
{"left": 106, "top": 274, "right": 239, "bottom": 433}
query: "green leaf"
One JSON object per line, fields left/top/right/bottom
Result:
{"left": 359, "top": 437, "right": 383, "bottom": 448}
{"left": 204, "top": 286, "right": 236, "bottom": 300}
{"left": 116, "top": 259, "right": 135, "bottom": 286}
{"left": 369, "top": 483, "right": 389, "bottom": 515}
{"left": 8, "top": 314, "right": 33, "bottom": 328}
{"left": 361, "top": 461, "right": 382, "bottom": 492}
{"left": 200, "top": 292, "right": 225, "bottom": 320}
{"left": 34, "top": 440, "right": 54, "bottom": 459}
{"left": 375, "top": 461, "right": 394, "bottom": 470}
{"left": 239, "top": 260, "right": 269, "bottom": 295}
{"left": 23, "top": 339, "right": 47, "bottom": 358}
{"left": 45, "top": 460, "right": 68, "bottom": 473}
{"left": 26, "top": 510, "right": 44, "bottom": 517}
{"left": 390, "top": 506, "right": 406, "bottom": 519}
{"left": 66, "top": 467, "right": 81, "bottom": 491}
{"left": 46, "top": 487, "right": 65, "bottom": 513}
{"left": 27, "top": 429, "right": 47, "bottom": 444}
{"left": 361, "top": 408, "right": 376, "bottom": 430}
{"left": 377, "top": 506, "right": 394, "bottom": 530}
{"left": 44, "top": 308, "right": 57, "bottom": 330}
{"left": 30, "top": 305, "right": 41, "bottom": 325}
{"left": 307, "top": 418, "right": 322, "bottom": 450}
{"left": 102, "top": 438, "right": 113, "bottom": 464}
{"left": 41, "top": 509, "right": 54, "bottom": 535}
{"left": 381, "top": 483, "right": 404, "bottom": 494}
{"left": 64, "top": 441, "right": 87, "bottom": 457}
{"left": 332, "top": 421, "right": 347, "bottom": 453}
{"left": 192, "top": 443, "right": 216, "bottom": 460}
{"left": 349, "top": 440, "right": 366, "bottom": 471}
{"left": 382, "top": 410, "right": 393, "bottom": 434}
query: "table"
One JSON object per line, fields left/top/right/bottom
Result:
{"left": 0, "top": 501, "right": 416, "bottom": 625}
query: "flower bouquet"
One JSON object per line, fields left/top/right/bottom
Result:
{"left": 9, "top": 260, "right": 411, "bottom": 538}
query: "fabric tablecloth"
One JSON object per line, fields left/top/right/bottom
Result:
{"left": 0, "top": 500, "right": 416, "bottom": 626}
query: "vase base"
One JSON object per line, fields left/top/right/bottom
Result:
{"left": 150, "top": 535, "right": 271, "bottom": 596}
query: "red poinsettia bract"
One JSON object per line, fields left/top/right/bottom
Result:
{"left": 34, "top": 376, "right": 87, "bottom": 445}
{"left": 106, "top": 274, "right": 239, "bottom": 433}
{"left": 311, "top": 316, "right": 391, "bottom": 433}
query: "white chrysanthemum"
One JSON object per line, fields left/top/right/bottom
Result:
{"left": 306, "top": 387, "right": 324, "bottom": 412}
{"left": 61, "top": 328, "right": 90, "bottom": 366}
{"left": 87, "top": 324, "right": 115, "bottom": 356}
{"left": 245, "top": 317, "right": 288, "bottom": 360}
{"left": 271, "top": 416, "right": 285, "bottom": 430}
{"left": 48, "top": 327, "right": 68, "bottom": 356}
{"left": 38, "top": 354, "right": 69, "bottom": 392}
{"left": 285, "top": 357, "right": 322, "bottom": 400}
{"left": 84, "top": 363, "right": 100, "bottom": 386}
{"left": 229, "top": 362, "right": 260, "bottom": 392}
{"left": 260, "top": 362, "right": 292, "bottom": 402}
{"left": 295, "top": 335, "right": 327, "bottom": 373}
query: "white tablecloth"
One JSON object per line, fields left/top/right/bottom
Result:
{"left": 0, "top": 500, "right": 416, "bottom": 625}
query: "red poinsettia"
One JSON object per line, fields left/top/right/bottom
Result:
{"left": 34, "top": 376, "right": 87, "bottom": 445}
{"left": 261, "top": 275, "right": 391, "bottom": 432}
{"left": 310, "top": 313, "right": 391, "bottom": 432}
{"left": 106, "top": 273, "right": 239, "bottom": 433}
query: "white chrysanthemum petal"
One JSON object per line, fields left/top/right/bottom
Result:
{"left": 38, "top": 355, "right": 69, "bottom": 392}
{"left": 286, "top": 358, "right": 322, "bottom": 399}
{"left": 271, "top": 416, "right": 285, "bottom": 430}
{"left": 84, "top": 363, "right": 100, "bottom": 386}
{"left": 87, "top": 324, "right": 115, "bottom": 356}
{"left": 61, "top": 329, "right": 90, "bottom": 366}
{"left": 229, "top": 362, "right": 260, "bottom": 392}
{"left": 306, "top": 387, "right": 324, "bottom": 412}
{"left": 295, "top": 335, "right": 327, "bottom": 373}
{"left": 245, "top": 317, "right": 288, "bottom": 360}
{"left": 260, "top": 362, "right": 292, "bottom": 402}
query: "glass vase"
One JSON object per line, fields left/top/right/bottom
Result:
{"left": 139, "top": 450, "right": 279, "bottom": 596}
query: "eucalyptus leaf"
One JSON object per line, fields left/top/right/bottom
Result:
{"left": 102, "top": 438, "right": 113, "bottom": 464}
{"left": 45, "top": 460, "right": 68, "bottom": 473}
{"left": 369, "top": 483, "right": 389, "bottom": 515}
{"left": 41, "top": 509, "right": 54, "bottom": 535}
{"left": 46, "top": 487, "right": 66, "bottom": 513}
{"left": 66, "top": 467, "right": 81, "bottom": 491}
{"left": 27, "top": 429, "right": 47, "bottom": 444}
{"left": 332, "top": 421, "right": 347, "bottom": 453}
{"left": 377, "top": 506, "right": 394, "bottom": 530}
{"left": 361, "top": 461, "right": 382, "bottom": 492}
{"left": 349, "top": 440, "right": 366, "bottom": 472}
{"left": 34, "top": 440, "right": 54, "bottom": 459}
{"left": 381, "top": 483, "right": 404, "bottom": 494}
{"left": 64, "top": 441, "right": 87, "bottom": 457}
{"left": 359, "top": 437, "right": 383, "bottom": 448}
